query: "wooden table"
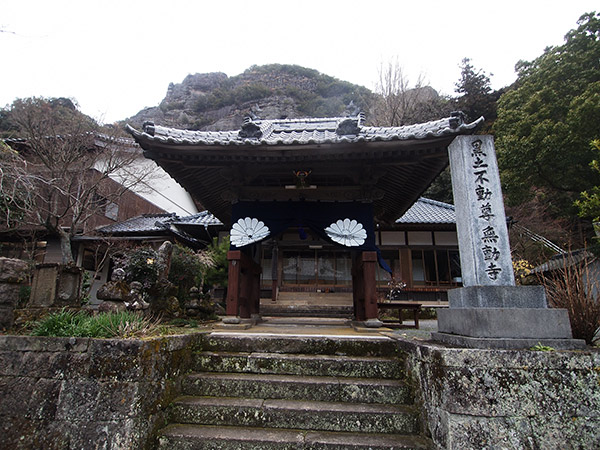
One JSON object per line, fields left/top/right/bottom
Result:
{"left": 377, "top": 302, "right": 423, "bottom": 329}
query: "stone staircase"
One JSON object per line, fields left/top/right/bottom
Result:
{"left": 260, "top": 291, "right": 354, "bottom": 318}
{"left": 156, "top": 333, "right": 432, "bottom": 449}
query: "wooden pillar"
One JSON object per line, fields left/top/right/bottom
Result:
{"left": 226, "top": 250, "right": 242, "bottom": 317}
{"left": 352, "top": 254, "right": 365, "bottom": 321}
{"left": 361, "top": 252, "right": 379, "bottom": 321}
{"left": 225, "top": 250, "right": 262, "bottom": 321}
{"left": 352, "top": 251, "right": 382, "bottom": 327}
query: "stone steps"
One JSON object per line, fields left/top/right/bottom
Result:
{"left": 169, "top": 396, "right": 419, "bottom": 434}
{"left": 194, "top": 351, "right": 405, "bottom": 379}
{"left": 182, "top": 372, "right": 413, "bottom": 404}
{"left": 260, "top": 304, "right": 354, "bottom": 318}
{"left": 261, "top": 291, "right": 354, "bottom": 318}
{"left": 156, "top": 333, "right": 432, "bottom": 449}
{"left": 159, "top": 424, "right": 432, "bottom": 449}
{"left": 200, "top": 332, "right": 401, "bottom": 356}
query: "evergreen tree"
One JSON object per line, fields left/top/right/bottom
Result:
{"left": 495, "top": 12, "right": 600, "bottom": 218}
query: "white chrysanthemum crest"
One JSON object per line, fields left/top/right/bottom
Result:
{"left": 324, "top": 218, "right": 367, "bottom": 247}
{"left": 230, "top": 217, "right": 270, "bottom": 247}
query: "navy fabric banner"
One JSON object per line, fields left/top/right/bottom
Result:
{"left": 229, "top": 201, "right": 391, "bottom": 273}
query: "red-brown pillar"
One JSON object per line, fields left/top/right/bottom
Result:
{"left": 361, "top": 252, "right": 380, "bottom": 321}
{"left": 226, "top": 250, "right": 242, "bottom": 317}
{"left": 352, "top": 254, "right": 366, "bottom": 321}
{"left": 352, "top": 251, "right": 382, "bottom": 327}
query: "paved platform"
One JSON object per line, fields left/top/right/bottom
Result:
{"left": 212, "top": 316, "right": 438, "bottom": 341}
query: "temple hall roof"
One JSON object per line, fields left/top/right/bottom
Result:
{"left": 127, "top": 113, "right": 482, "bottom": 147}
{"left": 126, "top": 113, "right": 482, "bottom": 224}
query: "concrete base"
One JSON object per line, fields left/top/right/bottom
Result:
{"left": 437, "top": 307, "right": 574, "bottom": 339}
{"left": 448, "top": 285, "right": 548, "bottom": 308}
{"left": 432, "top": 332, "right": 586, "bottom": 350}
{"left": 435, "top": 306, "right": 585, "bottom": 349}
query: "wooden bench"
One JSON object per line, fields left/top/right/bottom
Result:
{"left": 377, "top": 301, "right": 423, "bottom": 329}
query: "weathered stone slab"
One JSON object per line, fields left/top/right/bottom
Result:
{"left": 448, "top": 135, "right": 515, "bottom": 286}
{"left": 28, "top": 263, "right": 82, "bottom": 308}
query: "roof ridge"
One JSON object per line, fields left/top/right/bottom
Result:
{"left": 419, "top": 197, "right": 455, "bottom": 210}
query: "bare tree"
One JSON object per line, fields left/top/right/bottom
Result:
{"left": 1, "top": 97, "right": 156, "bottom": 265}
{"left": 371, "top": 59, "right": 450, "bottom": 127}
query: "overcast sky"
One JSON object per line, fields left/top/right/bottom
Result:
{"left": 2, "top": 1, "right": 597, "bottom": 124}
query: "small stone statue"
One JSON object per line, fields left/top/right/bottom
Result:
{"left": 97, "top": 268, "right": 129, "bottom": 313}
{"left": 126, "top": 281, "right": 149, "bottom": 311}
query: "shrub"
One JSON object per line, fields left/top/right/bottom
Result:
{"left": 540, "top": 251, "right": 600, "bottom": 345}
{"left": 169, "top": 244, "right": 211, "bottom": 302}
{"left": 117, "top": 247, "right": 161, "bottom": 290}
{"left": 202, "top": 237, "right": 229, "bottom": 292}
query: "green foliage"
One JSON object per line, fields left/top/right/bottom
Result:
{"left": 31, "top": 309, "right": 157, "bottom": 338}
{"left": 423, "top": 167, "right": 454, "bottom": 204}
{"left": 454, "top": 58, "right": 499, "bottom": 125}
{"left": 80, "top": 270, "right": 92, "bottom": 305}
{"left": 168, "top": 318, "right": 198, "bottom": 328}
{"left": 530, "top": 342, "right": 555, "bottom": 352}
{"left": 495, "top": 12, "right": 600, "bottom": 216}
{"left": 18, "top": 285, "right": 31, "bottom": 308}
{"left": 576, "top": 140, "right": 600, "bottom": 221}
{"left": 194, "top": 82, "right": 272, "bottom": 112}
{"left": 118, "top": 247, "right": 161, "bottom": 290}
{"left": 168, "top": 244, "right": 208, "bottom": 301}
{"left": 203, "top": 237, "right": 229, "bottom": 291}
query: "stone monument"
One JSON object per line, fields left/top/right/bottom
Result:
{"left": 433, "top": 135, "right": 585, "bottom": 349}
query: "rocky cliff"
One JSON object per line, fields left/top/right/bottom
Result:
{"left": 125, "top": 64, "right": 374, "bottom": 131}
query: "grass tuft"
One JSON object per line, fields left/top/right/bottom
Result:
{"left": 31, "top": 309, "right": 159, "bottom": 339}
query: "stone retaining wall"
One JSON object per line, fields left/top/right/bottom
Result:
{"left": 0, "top": 332, "right": 598, "bottom": 449}
{"left": 401, "top": 340, "right": 600, "bottom": 449}
{"left": 0, "top": 333, "right": 204, "bottom": 450}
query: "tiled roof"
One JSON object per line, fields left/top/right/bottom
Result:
{"left": 97, "top": 211, "right": 222, "bottom": 235}
{"left": 531, "top": 250, "right": 596, "bottom": 274}
{"left": 99, "top": 199, "right": 452, "bottom": 237}
{"left": 127, "top": 113, "right": 483, "bottom": 147}
{"left": 175, "top": 211, "right": 223, "bottom": 226}
{"left": 396, "top": 198, "right": 455, "bottom": 224}
{"left": 97, "top": 213, "right": 176, "bottom": 234}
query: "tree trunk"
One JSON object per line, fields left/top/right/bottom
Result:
{"left": 57, "top": 227, "right": 75, "bottom": 265}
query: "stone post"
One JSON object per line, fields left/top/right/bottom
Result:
{"left": 0, "top": 257, "right": 30, "bottom": 330}
{"left": 433, "top": 135, "right": 584, "bottom": 349}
